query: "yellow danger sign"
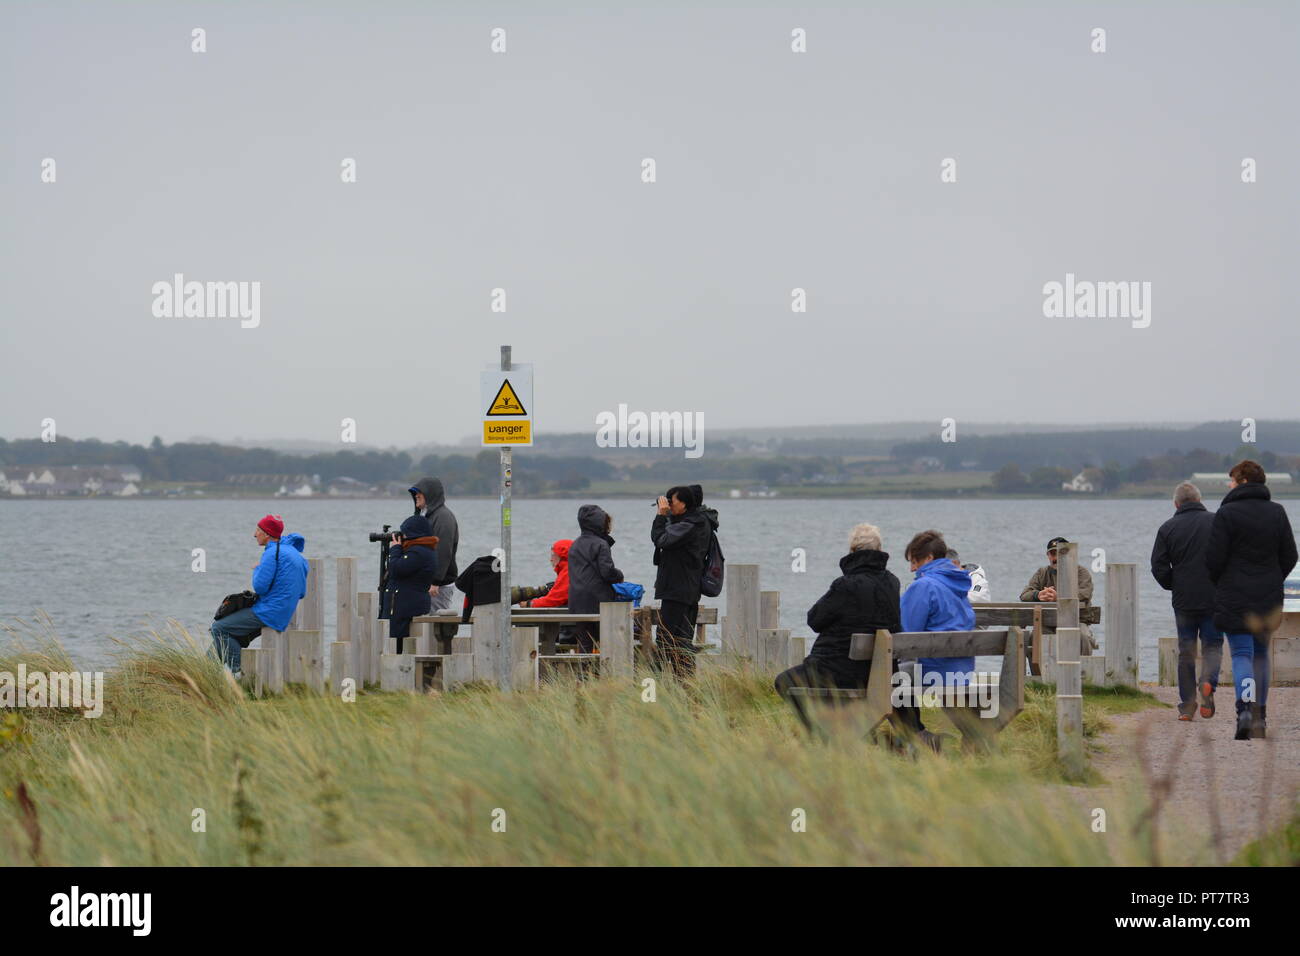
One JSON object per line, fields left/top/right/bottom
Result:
{"left": 483, "top": 420, "right": 532, "bottom": 444}
{"left": 486, "top": 379, "right": 527, "bottom": 416}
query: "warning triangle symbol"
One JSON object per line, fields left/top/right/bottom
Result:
{"left": 486, "top": 378, "right": 527, "bottom": 416}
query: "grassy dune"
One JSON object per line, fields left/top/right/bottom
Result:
{"left": 0, "top": 622, "right": 1242, "bottom": 867}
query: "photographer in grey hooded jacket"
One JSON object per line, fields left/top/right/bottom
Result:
{"left": 409, "top": 477, "right": 460, "bottom": 611}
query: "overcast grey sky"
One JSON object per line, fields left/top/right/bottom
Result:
{"left": 3, "top": 1, "right": 1296, "bottom": 448}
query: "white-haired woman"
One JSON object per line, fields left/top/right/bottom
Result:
{"left": 775, "top": 523, "right": 904, "bottom": 730}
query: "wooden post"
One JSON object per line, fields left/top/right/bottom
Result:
{"left": 1056, "top": 542, "right": 1080, "bottom": 632}
{"left": 291, "top": 557, "right": 325, "bottom": 630}
{"left": 287, "top": 630, "right": 324, "bottom": 692}
{"left": 1157, "top": 636, "right": 1177, "bottom": 686}
{"left": 788, "top": 634, "right": 810, "bottom": 669}
{"left": 1029, "top": 605, "right": 1043, "bottom": 676}
{"left": 242, "top": 648, "right": 263, "bottom": 697}
{"left": 336, "top": 557, "right": 356, "bottom": 644}
{"left": 759, "top": 628, "right": 789, "bottom": 671}
{"left": 329, "top": 642, "right": 349, "bottom": 695}
{"left": 760, "top": 591, "right": 780, "bottom": 629}
{"left": 261, "top": 630, "right": 285, "bottom": 694}
{"left": 1104, "top": 562, "right": 1138, "bottom": 687}
{"left": 355, "top": 592, "right": 374, "bottom": 685}
{"left": 1056, "top": 626, "right": 1085, "bottom": 777}
{"left": 472, "top": 603, "right": 504, "bottom": 686}
{"left": 513, "top": 626, "right": 539, "bottom": 691}
{"left": 380, "top": 653, "right": 417, "bottom": 692}
{"left": 599, "top": 601, "right": 634, "bottom": 680}
{"left": 725, "top": 564, "right": 760, "bottom": 661}
{"left": 372, "top": 618, "right": 387, "bottom": 687}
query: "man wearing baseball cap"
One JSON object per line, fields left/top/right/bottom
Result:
{"left": 209, "top": 514, "right": 309, "bottom": 674}
{"left": 1020, "top": 536, "right": 1096, "bottom": 652}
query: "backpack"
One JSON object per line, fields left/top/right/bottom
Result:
{"left": 700, "top": 530, "right": 725, "bottom": 598}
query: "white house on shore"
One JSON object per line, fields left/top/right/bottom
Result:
{"left": 1062, "top": 471, "right": 1095, "bottom": 493}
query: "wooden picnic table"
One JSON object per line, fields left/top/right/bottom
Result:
{"left": 411, "top": 605, "right": 718, "bottom": 655}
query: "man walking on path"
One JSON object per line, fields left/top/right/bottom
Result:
{"left": 1151, "top": 481, "right": 1223, "bottom": 720}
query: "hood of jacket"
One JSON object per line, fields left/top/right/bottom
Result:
{"left": 400, "top": 515, "right": 433, "bottom": 538}
{"left": 840, "top": 548, "right": 889, "bottom": 575}
{"left": 281, "top": 532, "right": 305, "bottom": 553}
{"left": 1175, "top": 501, "right": 1208, "bottom": 516}
{"left": 699, "top": 506, "right": 720, "bottom": 531}
{"left": 913, "top": 556, "right": 973, "bottom": 596}
{"left": 410, "top": 477, "right": 446, "bottom": 513}
{"left": 1222, "top": 482, "right": 1270, "bottom": 506}
{"left": 577, "top": 504, "right": 609, "bottom": 536}
{"left": 552, "top": 539, "right": 573, "bottom": 563}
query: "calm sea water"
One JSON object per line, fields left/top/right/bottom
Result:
{"left": 3, "top": 496, "right": 1297, "bottom": 679}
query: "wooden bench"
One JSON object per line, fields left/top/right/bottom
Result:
{"left": 784, "top": 627, "right": 1025, "bottom": 750}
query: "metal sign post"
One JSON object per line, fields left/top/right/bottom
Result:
{"left": 498, "top": 345, "right": 513, "bottom": 692}
{"left": 481, "top": 346, "right": 532, "bottom": 692}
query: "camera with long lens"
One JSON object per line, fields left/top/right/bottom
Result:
{"left": 368, "top": 525, "right": 394, "bottom": 618}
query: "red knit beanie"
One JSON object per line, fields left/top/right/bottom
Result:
{"left": 258, "top": 514, "right": 284, "bottom": 539}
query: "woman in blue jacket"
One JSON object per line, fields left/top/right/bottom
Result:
{"left": 900, "top": 529, "right": 975, "bottom": 752}
{"left": 384, "top": 515, "right": 440, "bottom": 646}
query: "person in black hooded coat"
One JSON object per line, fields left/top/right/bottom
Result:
{"left": 775, "top": 522, "right": 903, "bottom": 732}
{"left": 650, "top": 485, "right": 716, "bottom": 676}
{"left": 567, "top": 504, "right": 624, "bottom": 652}
{"left": 384, "top": 515, "right": 439, "bottom": 643}
{"left": 1204, "top": 460, "right": 1298, "bottom": 739}
{"left": 409, "top": 477, "right": 460, "bottom": 610}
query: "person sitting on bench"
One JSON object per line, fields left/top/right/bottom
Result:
{"left": 901, "top": 529, "right": 976, "bottom": 753}
{"left": 774, "top": 522, "right": 902, "bottom": 731}
{"left": 1020, "top": 536, "right": 1096, "bottom": 652}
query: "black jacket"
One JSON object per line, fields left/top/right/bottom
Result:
{"left": 1204, "top": 482, "right": 1297, "bottom": 633}
{"left": 805, "top": 549, "right": 902, "bottom": 682}
{"left": 1150, "top": 501, "right": 1217, "bottom": 612}
{"left": 385, "top": 515, "right": 438, "bottom": 620}
{"left": 650, "top": 506, "right": 716, "bottom": 605}
{"left": 410, "top": 477, "right": 459, "bottom": 585}
{"left": 567, "top": 505, "right": 624, "bottom": 615}
{"left": 452, "top": 556, "right": 550, "bottom": 624}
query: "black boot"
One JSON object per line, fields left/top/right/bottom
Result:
{"left": 1249, "top": 704, "right": 1266, "bottom": 739}
{"left": 1234, "top": 700, "right": 1253, "bottom": 740}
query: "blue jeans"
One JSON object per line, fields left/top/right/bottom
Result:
{"left": 1174, "top": 611, "right": 1223, "bottom": 708}
{"left": 210, "top": 606, "right": 264, "bottom": 672}
{"left": 1225, "top": 632, "right": 1270, "bottom": 707}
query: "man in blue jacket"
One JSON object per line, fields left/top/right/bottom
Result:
{"left": 210, "top": 514, "right": 310, "bottom": 674}
{"left": 900, "top": 530, "right": 976, "bottom": 751}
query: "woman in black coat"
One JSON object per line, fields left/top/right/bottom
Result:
{"left": 774, "top": 522, "right": 906, "bottom": 732}
{"left": 566, "top": 504, "right": 624, "bottom": 652}
{"left": 385, "top": 515, "right": 439, "bottom": 643}
{"left": 1204, "top": 461, "right": 1298, "bottom": 739}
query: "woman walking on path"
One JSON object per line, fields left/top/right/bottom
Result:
{"left": 1204, "top": 460, "right": 1298, "bottom": 740}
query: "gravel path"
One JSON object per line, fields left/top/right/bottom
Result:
{"left": 1077, "top": 685, "right": 1299, "bottom": 863}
